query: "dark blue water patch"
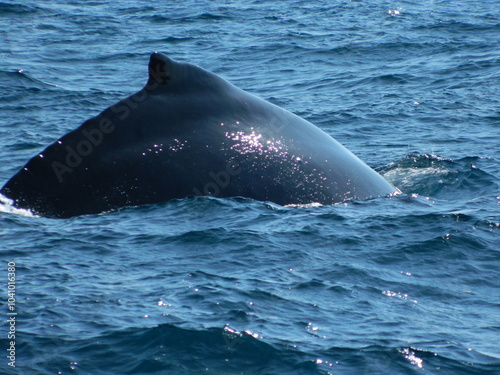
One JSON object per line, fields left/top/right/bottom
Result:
{"left": 141, "top": 36, "right": 197, "bottom": 45}
{"left": 15, "top": 324, "right": 324, "bottom": 375}
{"left": 34, "top": 23, "right": 61, "bottom": 31}
{"left": 0, "top": 2, "right": 39, "bottom": 15}
{"left": 116, "top": 5, "right": 157, "bottom": 16}
{"left": 317, "top": 344, "right": 500, "bottom": 375}
{"left": 142, "top": 11, "right": 234, "bottom": 24}
{"left": 414, "top": 18, "right": 500, "bottom": 35}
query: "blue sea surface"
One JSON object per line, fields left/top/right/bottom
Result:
{"left": 1, "top": 0, "right": 499, "bottom": 374}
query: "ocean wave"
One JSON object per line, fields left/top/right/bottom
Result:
{"left": 0, "top": 69, "right": 60, "bottom": 92}
{"left": 381, "top": 153, "right": 497, "bottom": 198}
{"left": 18, "top": 324, "right": 325, "bottom": 375}
{"left": 16, "top": 323, "right": 500, "bottom": 375}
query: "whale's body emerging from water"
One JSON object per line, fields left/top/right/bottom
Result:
{"left": 1, "top": 52, "right": 398, "bottom": 218}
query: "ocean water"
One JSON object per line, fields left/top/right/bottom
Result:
{"left": 0, "top": 0, "right": 499, "bottom": 374}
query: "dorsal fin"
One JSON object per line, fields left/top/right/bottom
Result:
{"left": 147, "top": 52, "right": 171, "bottom": 86}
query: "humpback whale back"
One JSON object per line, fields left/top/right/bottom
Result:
{"left": 1, "top": 52, "right": 398, "bottom": 217}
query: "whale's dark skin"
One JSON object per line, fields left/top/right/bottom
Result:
{"left": 1, "top": 52, "right": 398, "bottom": 218}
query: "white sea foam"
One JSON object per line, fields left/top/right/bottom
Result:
{"left": 0, "top": 194, "right": 37, "bottom": 217}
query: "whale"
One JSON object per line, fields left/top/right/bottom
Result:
{"left": 1, "top": 52, "right": 398, "bottom": 218}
